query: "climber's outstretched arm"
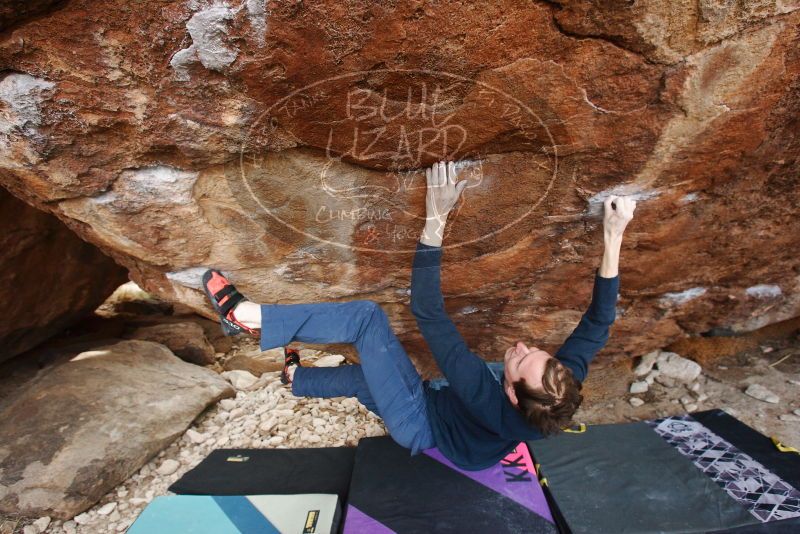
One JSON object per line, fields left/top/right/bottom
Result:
{"left": 555, "top": 195, "right": 637, "bottom": 382}
{"left": 411, "top": 161, "right": 506, "bottom": 427}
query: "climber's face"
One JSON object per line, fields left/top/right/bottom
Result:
{"left": 503, "top": 341, "right": 553, "bottom": 404}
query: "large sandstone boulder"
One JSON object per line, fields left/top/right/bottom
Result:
{"left": 0, "top": 339, "right": 234, "bottom": 519}
{"left": 0, "top": 1, "right": 798, "bottom": 375}
{"left": 0, "top": 187, "right": 127, "bottom": 363}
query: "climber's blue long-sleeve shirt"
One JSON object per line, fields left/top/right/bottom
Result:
{"left": 411, "top": 240, "right": 619, "bottom": 470}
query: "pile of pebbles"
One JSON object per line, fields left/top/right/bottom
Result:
{"left": 627, "top": 350, "right": 707, "bottom": 410}
{"left": 39, "top": 358, "right": 387, "bottom": 534}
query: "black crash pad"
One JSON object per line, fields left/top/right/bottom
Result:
{"left": 169, "top": 446, "right": 356, "bottom": 502}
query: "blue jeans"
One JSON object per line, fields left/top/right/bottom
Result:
{"left": 259, "top": 300, "right": 435, "bottom": 455}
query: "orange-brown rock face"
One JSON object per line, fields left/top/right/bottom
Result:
{"left": 0, "top": 1, "right": 798, "bottom": 375}
{"left": 0, "top": 188, "right": 126, "bottom": 362}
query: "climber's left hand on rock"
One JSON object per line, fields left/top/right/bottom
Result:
{"left": 425, "top": 160, "right": 467, "bottom": 222}
{"left": 420, "top": 160, "right": 467, "bottom": 247}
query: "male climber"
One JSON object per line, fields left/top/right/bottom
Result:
{"left": 202, "top": 160, "right": 636, "bottom": 470}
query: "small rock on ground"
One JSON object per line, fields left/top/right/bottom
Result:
{"left": 633, "top": 351, "right": 659, "bottom": 377}
{"left": 221, "top": 370, "right": 259, "bottom": 390}
{"left": 156, "top": 459, "right": 179, "bottom": 476}
{"left": 33, "top": 517, "right": 51, "bottom": 532}
{"left": 73, "top": 513, "right": 91, "bottom": 525}
{"left": 97, "top": 501, "right": 117, "bottom": 515}
{"left": 679, "top": 396, "right": 698, "bottom": 411}
{"left": 186, "top": 429, "right": 208, "bottom": 444}
{"left": 745, "top": 384, "right": 780, "bottom": 404}
{"left": 644, "top": 369, "right": 660, "bottom": 384}
{"left": 219, "top": 398, "right": 236, "bottom": 411}
{"left": 656, "top": 352, "right": 702, "bottom": 382}
{"left": 655, "top": 375, "right": 676, "bottom": 388}
{"left": 313, "top": 355, "right": 346, "bottom": 367}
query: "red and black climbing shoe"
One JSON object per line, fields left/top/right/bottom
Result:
{"left": 281, "top": 347, "right": 302, "bottom": 385}
{"left": 202, "top": 269, "right": 260, "bottom": 337}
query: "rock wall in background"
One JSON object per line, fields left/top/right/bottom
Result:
{"left": 0, "top": 0, "right": 798, "bottom": 375}
{"left": 0, "top": 187, "right": 126, "bottom": 362}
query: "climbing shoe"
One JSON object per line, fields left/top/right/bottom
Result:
{"left": 281, "top": 347, "right": 302, "bottom": 385}
{"left": 202, "top": 269, "right": 260, "bottom": 337}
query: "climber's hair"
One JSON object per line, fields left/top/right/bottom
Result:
{"left": 511, "top": 358, "right": 583, "bottom": 436}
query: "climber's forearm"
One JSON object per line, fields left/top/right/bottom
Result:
{"left": 420, "top": 217, "right": 446, "bottom": 248}
{"left": 599, "top": 194, "right": 636, "bottom": 278}
{"left": 598, "top": 233, "right": 622, "bottom": 278}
